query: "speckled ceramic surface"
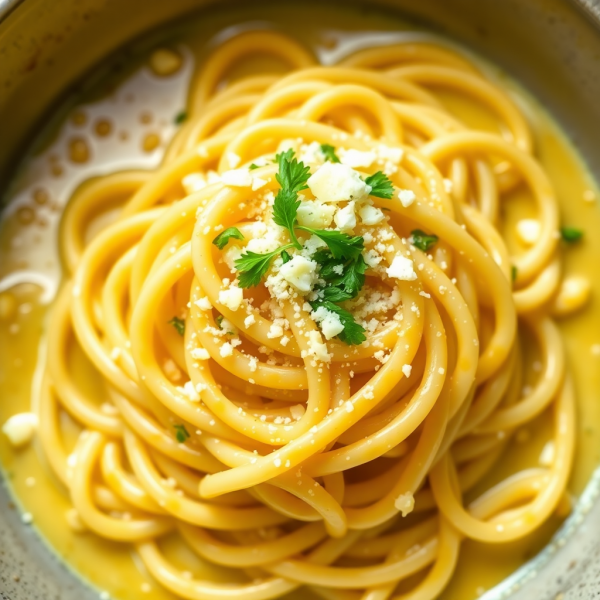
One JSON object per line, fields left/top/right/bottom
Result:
{"left": 2, "top": 1, "right": 600, "bottom": 598}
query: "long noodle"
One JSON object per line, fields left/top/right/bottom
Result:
{"left": 38, "top": 30, "right": 575, "bottom": 600}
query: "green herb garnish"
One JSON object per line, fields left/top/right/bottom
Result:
{"left": 365, "top": 171, "right": 394, "bottom": 199}
{"left": 511, "top": 266, "right": 518, "bottom": 282}
{"left": 410, "top": 229, "right": 439, "bottom": 252}
{"left": 212, "top": 227, "right": 245, "bottom": 250}
{"left": 174, "top": 111, "right": 187, "bottom": 125}
{"left": 169, "top": 316, "right": 185, "bottom": 336}
{"left": 249, "top": 163, "right": 260, "bottom": 170}
{"left": 560, "top": 227, "right": 583, "bottom": 244}
{"left": 281, "top": 250, "right": 292, "bottom": 264}
{"left": 215, "top": 315, "right": 224, "bottom": 329}
{"left": 235, "top": 246, "right": 294, "bottom": 288}
{"left": 320, "top": 144, "right": 340, "bottom": 163}
{"left": 310, "top": 301, "right": 366, "bottom": 346}
{"left": 173, "top": 424, "right": 190, "bottom": 443}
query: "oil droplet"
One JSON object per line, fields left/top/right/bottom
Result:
{"left": 142, "top": 133, "right": 160, "bottom": 153}
{"left": 0, "top": 292, "right": 17, "bottom": 321}
{"left": 33, "top": 188, "right": 49, "bottom": 205}
{"left": 71, "top": 111, "right": 87, "bottom": 126}
{"left": 16, "top": 207, "right": 35, "bottom": 225}
{"left": 94, "top": 119, "right": 112, "bottom": 137}
{"left": 149, "top": 48, "right": 182, "bottom": 77}
{"left": 69, "top": 137, "right": 90, "bottom": 163}
{"left": 139, "top": 111, "right": 153, "bottom": 124}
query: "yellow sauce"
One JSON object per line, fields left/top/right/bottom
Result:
{"left": 1, "top": 3, "right": 600, "bottom": 599}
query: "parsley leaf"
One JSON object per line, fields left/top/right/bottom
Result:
{"left": 215, "top": 315, "right": 224, "bottom": 329}
{"left": 410, "top": 229, "right": 439, "bottom": 252}
{"left": 173, "top": 424, "right": 190, "bottom": 443}
{"left": 235, "top": 246, "right": 292, "bottom": 288}
{"left": 322, "top": 286, "right": 353, "bottom": 302}
{"left": 560, "top": 227, "right": 583, "bottom": 243}
{"left": 300, "top": 228, "right": 364, "bottom": 260}
{"left": 281, "top": 250, "right": 292, "bottom": 264}
{"left": 212, "top": 226, "right": 245, "bottom": 250}
{"left": 169, "top": 316, "right": 185, "bottom": 336}
{"left": 273, "top": 189, "right": 302, "bottom": 248}
{"left": 174, "top": 111, "right": 188, "bottom": 125}
{"left": 275, "top": 149, "right": 311, "bottom": 194}
{"left": 320, "top": 144, "right": 340, "bottom": 163}
{"left": 310, "top": 300, "right": 366, "bottom": 346}
{"left": 365, "top": 171, "right": 394, "bottom": 199}
{"left": 272, "top": 150, "right": 311, "bottom": 248}
{"left": 511, "top": 265, "right": 518, "bottom": 282}
{"left": 337, "top": 254, "right": 367, "bottom": 297}
{"left": 249, "top": 163, "right": 260, "bottom": 170}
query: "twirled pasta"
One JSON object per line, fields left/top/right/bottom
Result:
{"left": 38, "top": 30, "right": 575, "bottom": 600}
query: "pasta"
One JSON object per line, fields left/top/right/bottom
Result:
{"left": 37, "top": 29, "right": 575, "bottom": 600}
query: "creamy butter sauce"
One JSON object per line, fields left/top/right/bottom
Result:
{"left": 1, "top": 3, "right": 600, "bottom": 600}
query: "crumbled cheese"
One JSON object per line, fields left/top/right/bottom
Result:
{"left": 182, "top": 173, "right": 206, "bottom": 194}
{"left": 244, "top": 314, "right": 256, "bottom": 328}
{"left": 267, "top": 323, "right": 284, "bottom": 339}
{"left": 194, "top": 297, "right": 212, "bottom": 311}
{"left": 178, "top": 381, "right": 200, "bottom": 401}
{"left": 279, "top": 255, "right": 318, "bottom": 293}
{"left": 223, "top": 245, "right": 242, "bottom": 271}
{"left": 301, "top": 234, "right": 327, "bottom": 257}
{"left": 251, "top": 176, "right": 268, "bottom": 191}
{"left": 226, "top": 152, "right": 241, "bottom": 168}
{"left": 307, "top": 162, "right": 371, "bottom": 202}
{"left": 394, "top": 492, "right": 415, "bottom": 517}
{"left": 248, "top": 356, "right": 258, "bottom": 372}
{"left": 359, "top": 204, "right": 385, "bottom": 225}
{"left": 377, "top": 145, "right": 404, "bottom": 163}
{"left": 2, "top": 412, "right": 38, "bottom": 447}
{"left": 334, "top": 201, "right": 357, "bottom": 231}
{"left": 306, "top": 330, "right": 331, "bottom": 363}
{"left": 312, "top": 306, "right": 344, "bottom": 340}
{"left": 340, "top": 149, "right": 376, "bottom": 168}
{"left": 516, "top": 219, "right": 541, "bottom": 245}
{"left": 290, "top": 404, "right": 305, "bottom": 420}
{"left": 387, "top": 255, "right": 417, "bottom": 281}
{"left": 190, "top": 348, "right": 210, "bottom": 360}
{"left": 344, "top": 401, "right": 354, "bottom": 413}
{"left": 221, "top": 169, "right": 252, "bottom": 187}
{"left": 218, "top": 285, "right": 243, "bottom": 311}
{"left": 297, "top": 200, "right": 336, "bottom": 228}
{"left": 402, "top": 364, "right": 412, "bottom": 378}
{"left": 398, "top": 189, "right": 416, "bottom": 207}
{"left": 220, "top": 342, "right": 234, "bottom": 357}
{"left": 539, "top": 440, "right": 556, "bottom": 466}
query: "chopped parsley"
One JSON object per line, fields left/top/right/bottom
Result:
{"left": 281, "top": 250, "right": 292, "bottom": 264}
{"left": 235, "top": 245, "right": 294, "bottom": 288}
{"left": 511, "top": 265, "right": 518, "bottom": 282}
{"left": 249, "top": 163, "right": 260, "bottom": 170}
{"left": 410, "top": 229, "right": 439, "bottom": 252}
{"left": 215, "top": 315, "right": 224, "bottom": 329}
{"left": 365, "top": 171, "right": 394, "bottom": 199}
{"left": 320, "top": 144, "right": 340, "bottom": 163}
{"left": 310, "top": 301, "right": 366, "bottom": 346}
{"left": 173, "top": 424, "right": 190, "bottom": 443}
{"left": 560, "top": 226, "right": 583, "bottom": 244}
{"left": 212, "top": 226, "right": 245, "bottom": 250}
{"left": 174, "top": 111, "right": 187, "bottom": 125}
{"left": 168, "top": 316, "right": 185, "bottom": 336}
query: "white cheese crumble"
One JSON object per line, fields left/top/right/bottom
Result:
{"left": 387, "top": 255, "right": 417, "bottom": 281}
{"left": 267, "top": 323, "right": 284, "bottom": 339}
{"left": 279, "top": 255, "right": 318, "bottom": 293}
{"left": 539, "top": 440, "right": 556, "bottom": 466}
{"left": 402, "top": 364, "right": 412, "bottom": 378}
{"left": 194, "top": 297, "right": 212, "bottom": 311}
{"left": 394, "top": 491, "right": 415, "bottom": 517}
{"left": 311, "top": 306, "right": 344, "bottom": 340}
{"left": 218, "top": 285, "right": 243, "bottom": 311}
{"left": 339, "top": 148, "right": 376, "bottom": 168}
{"left": 398, "top": 189, "right": 416, "bottom": 207}
{"left": 306, "top": 330, "right": 331, "bottom": 363}
{"left": 359, "top": 204, "right": 385, "bottom": 225}
{"left": 251, "top": 176, "right": 268, "bottom": 191}
{"left": 290, "top": 404, "right": 305, "bottom": 420}
{"left": 182, "top": 172, "right": 207, "bottom": 194}
{"left": 297, "top": 200, "right": 336, "bottom": 228}
{"left": 2, "top": 412, "right": 38, "bottom": 447}
{"left": 190, "top": 348, "right": 210, "bottom": 360}
{"left": 244, "top": 314, "right": 256, "bottom": 328}
{"left": 226, "top": 152, "right": 241, "bottom": 168}
{"left": 516, "top": 218, "right": 541, "bottom": 245}
{"left": 334, "top": 201, "right": 357, "bottom": 231}
{"left": 307, "top": 162, "right": 371, "bottom": 202}
{"left": 220, "top": 342, "right": 234, "bottom": 357}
